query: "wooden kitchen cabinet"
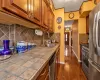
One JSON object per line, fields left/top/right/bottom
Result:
{"left": 42, "top": 0, "right": 49, "bottom": 29}
{"left": 1, "top": 0, "right": 29, "bottom": 20}
{"left": 36, "top": 63, "right": 49, "bottom": 80}
{"left": 1, "top": 0, "right": 54, "bottom": 31}
{"left": 31, "top": 0, "right": 42, "bottom": 25}
{"left": 1, "top": 0, "right": 42, "bottom": 25}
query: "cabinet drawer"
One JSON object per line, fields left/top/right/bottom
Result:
{"left": 36, "top": 64, "right": 49, "bottom": 80}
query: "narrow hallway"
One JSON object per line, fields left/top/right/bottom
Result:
{"left": 57, "top": 46, "right": 87, "bottom": 80}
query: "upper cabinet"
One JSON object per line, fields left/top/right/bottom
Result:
{"left": 1, "top": 0, "right": 54, "bottom": 31}
{"left": 32, "top": 0, "right": 41, "bottom": 25}
{"left": 1, "top": 0, "right": 29, "bottom": 19}
{"left": 42, "top": 0, "right": 49, "bottom": 29}
{"left": 42, "top": 0, "right": 54, "bottom": 31}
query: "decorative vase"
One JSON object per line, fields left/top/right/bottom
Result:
{"left": 1, "top": 40, "right": 11, "bottom": 55}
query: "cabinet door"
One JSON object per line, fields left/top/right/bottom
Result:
{"left": 2, "top": 0, "right": 29, "bottom": 19}
{"left": 36, "top": 64, "right": 49, "bottom": 80}
{"left": 42, "top": 0, "right": 49, "bottom": 29}
{"left": 33, "top": 0, "right": 41, "bottom": 25}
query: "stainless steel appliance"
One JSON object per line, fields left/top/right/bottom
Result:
{"left": 89, "top": 3, "right": 100, "bottom": 80}
{"left": 81, "top": 45, "right": 89, "bottom": 79}
{"left": 49, "top": 53, "right": 56, "bottom": 80}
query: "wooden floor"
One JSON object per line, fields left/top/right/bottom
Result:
{"left": 57, "top": 46, "right": 87, "bottom": 80}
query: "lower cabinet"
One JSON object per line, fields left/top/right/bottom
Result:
{"left": 36, "top": 64, "right": 49, "bottom": 80}
{"left": 36, "top": 47, "right": 60, "bottom": 80}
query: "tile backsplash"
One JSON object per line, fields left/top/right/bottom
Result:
{"left": 0, "top": 23, "right": 60, "bottom": 47}
{"left": 0, "top": 23, "right": 43, "bottom": 46}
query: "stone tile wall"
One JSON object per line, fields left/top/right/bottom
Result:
{"left": 0, "top": 23, "right": 43, "bottom": 46}
{"left": 0, "top": 23, "right": 60, "bottom": 47}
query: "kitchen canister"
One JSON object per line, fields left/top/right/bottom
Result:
{"left": 32, "top": 43, "right": 36, "bottom": 48}
{"left": 27, "top": 42, "right": 32, "bottom": 50}
{"left": 16, "top": 41, "right": 27, "bottom": 53}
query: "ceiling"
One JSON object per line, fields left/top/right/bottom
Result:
{"left": 52, "top": 0, "right": 87, "bottom": 12}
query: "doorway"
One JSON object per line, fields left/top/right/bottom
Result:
{"left": 65, "top": 32, "right": 69, "bottom": 45}
{"left": 64, "top": 20, "right": 74, "bottom": 46}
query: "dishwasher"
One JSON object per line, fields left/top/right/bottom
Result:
{"left": 49, "top": 53, "right": 56, "bottom": 80}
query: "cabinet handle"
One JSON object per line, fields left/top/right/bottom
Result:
{"left": 40, "top": 69, "right": 47, "bottom": 76}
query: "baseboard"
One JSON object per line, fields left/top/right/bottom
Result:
{"left": 58, "top": 61, "right": 65, "bottom": 64}
{"left": 72, "top": 49, "right": 81, "bottom": 63}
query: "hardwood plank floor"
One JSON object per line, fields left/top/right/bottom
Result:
{"left": 57, "top": 46, "right": 87, "bottom": 80}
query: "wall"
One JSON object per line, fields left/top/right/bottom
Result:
{"left": 78, "top": 18, "right": 86, "bottom": 34}
{"left": 64, "top": 11, "right": 80, "bottom": 20}
{"left": 72, "top": 20, "right": 79, "bottom": 59}
{"left": 54, "top": 8, "right": 64, "bottom": 63}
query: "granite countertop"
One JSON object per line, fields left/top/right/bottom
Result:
{"left": 0, "top": 44, "right": 59, "bottom": 80}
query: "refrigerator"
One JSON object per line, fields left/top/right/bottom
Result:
{"left": 89, "top": 2, "right": 100, "bottom": 80}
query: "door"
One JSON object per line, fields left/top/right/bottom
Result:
{"left": 65, "top": 32, "right": 69, "bottom": 45}
{"left": 2, "top": 0, "right": 29, "bottom": 19}
{"left": 33, "top": 0, "right": 41, "bottom": 25}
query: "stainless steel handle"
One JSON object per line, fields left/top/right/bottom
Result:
{"left": 96, "top": 13, "right": 99, "bottom": 48}
{"left": 88, "top": 59, "right": 100, "bottom": 72}
{"left": 93, "top": 13, "right": 98, "bottom": 47}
